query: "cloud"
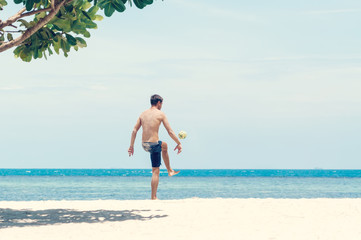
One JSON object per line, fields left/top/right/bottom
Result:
{"left": 0, "top": 86, "right": 24, "bottom": 91}
{"left": 88, "top": 85, "right": 108, "bottom": 91}
{"left": 253, "top": 55, "right": 361, "bottom": 62}
{"left": 303, "top": 9, "right": 361, "bottom": 15}
{"left": 172, "top": 0, "right": 263, "bottom": 23}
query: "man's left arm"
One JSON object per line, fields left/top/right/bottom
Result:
{"left": 162, "top": 114, "right": 182, "bottom": 154}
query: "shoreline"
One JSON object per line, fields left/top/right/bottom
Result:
{"left": 1, "top": 198, "right": 361, "bottom": 239}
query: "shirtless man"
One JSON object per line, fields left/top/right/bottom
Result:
{"left": 128, "top": 94, "right": 181, "bottom": 200}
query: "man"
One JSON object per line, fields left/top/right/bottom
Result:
{"left": 128, "top": 94, "right": 182, "bottom": 200}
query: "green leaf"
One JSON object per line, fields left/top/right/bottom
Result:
{"left": 0, "top": 34, "right": 4, "bottom": 42}
{"left": 112, "top": 0, "right": 125, "bottom": 12}
{"left": 71, "top": 20, "right": 86, "bottom": 33}
{"left": 94, "top": 15, "right": 103, "bottom": 21}
{"left": 13, "top": 45, "right": 23, "bottom": 57}
{"left": 64, "top": 4, "right": 73, "bottom": 12}
{"left": 72, "top": 0, "right": 82, "bottom": 7}
{"left": 83, "top": 1, "right": 91, "bottom": 9}
{"left": 18, "top": 19, "right": 31, "bottom": 28}
{"left": 85, "top": 20, "right": 97, "bottom": 29}
{"left": 7, "top": 33, "right": 13, "bottom": 41}
{"left": 60, "top": 38, "right": 71, "bottom": 54}
{"left": 65, "top": 33, "right": 77, "bottom": 46}
{"left": 104, "top": 3, "right": 115, "bottom": 16}
{"left": 0, "top": 0, "right": 8, "bottom": 7}
{"left": 31, "top": 34, "right": 39, "bottom": 47}
{"left": 87, "top": 6, "right": 99, "bottom": 16}
{"left": 82, "top": 10, "right": 92, "bottom": 20}
{"left": 13, "top": 0, "right": 23, "bottom": 4}
{"left": 48, "top": 47, "right": 53, "bottom": 55}
{"left": 53, "top": 18, "right": 72, "bottom": 32}
{"left": 60, "top": 38, "right": 67, "bottom": 52}
{"left": 52, "top": 24, "right": 62, "bottom": 31}
{"left": 38, "top": 31, "right": 47, "bottom": 40}
{"left": 75, "top": 37, "right": 87, "bottom": 47}
{"left": 53, "top": 40, "right": 60, "bottom": 54}
{"left": 133, "top": 0, "right": 145, "bottom": 9}
{"left": 33, "top": 48, "right": 39, "bottom": 59}
{"left": 142, "top": 0, "right": 153, "bottom": 4}
{"left": 83, "top": 30, "right": 90, "bottom": 38}
{"left": 35, "top": 11, "right": 47, "bottom": 21}
{"left": 19, "top": 47, "right": 32, "bottom": 62}
{"left": 25, "top": 0, "right": 34, "bottom": 11}
{"left": 44, "top": 28, "right": 56, "bottom": 38}
{"left": 25, "top": 53, "right": 33, "bottom": 62}
{"left": 97, "top": 0, "right": 107, "bottom": 8}
{"left": 53, "top": 33, "right": 61, "bottom": 42}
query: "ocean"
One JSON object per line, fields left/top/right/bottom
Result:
{"left": 1, "top": 169, "right": 361, "bottom": 201}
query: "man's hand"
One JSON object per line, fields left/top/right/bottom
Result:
{"left": 128, "top": 146, "right": 134, "bottom": 157}
{"left": 174, "top": 144, "right": 182, "bottom": 154}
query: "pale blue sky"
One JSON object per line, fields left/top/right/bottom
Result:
{"left": 1, "top": 0, "right": 360, "bottom": 169}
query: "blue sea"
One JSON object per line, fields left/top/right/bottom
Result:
{"left": 1, "top": 169, "right": 361, "bottom": 201}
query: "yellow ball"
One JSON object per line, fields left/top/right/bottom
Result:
{"left": 178, "top": 131, "right": 187, "bottom": 139}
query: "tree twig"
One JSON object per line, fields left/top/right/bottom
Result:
{"left": 20, "top": 7, "right": 52, "bottom": 18}
{"left": 0, "top": 7, "right": 26, "bottom": 29}
{"left": 3, "top": 30, "right": 22, "bottom": 33}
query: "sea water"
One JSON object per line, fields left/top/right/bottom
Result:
{"left": 1, "top": 169, "right": 361, "bottom": 201}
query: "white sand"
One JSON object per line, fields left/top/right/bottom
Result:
{"left": 1, "top": 198, "right": 361, "bottom": 240}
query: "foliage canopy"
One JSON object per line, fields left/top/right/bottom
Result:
{"left": 0, "top": 0, "right": 154, "bottom": 61}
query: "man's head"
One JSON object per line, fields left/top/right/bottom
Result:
{"left": 150, "top": 94, "right": 163, "bottom": 109}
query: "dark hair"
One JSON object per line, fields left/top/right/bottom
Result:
{"left": 150, "top": 94, "right": 163, "bottom": 106}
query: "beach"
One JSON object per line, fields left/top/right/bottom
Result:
{"left": 1, "top": 198, "right": 361, "bottom": 240}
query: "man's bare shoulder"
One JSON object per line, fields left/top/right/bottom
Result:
{"left": 139, "top": 109, "right": 150, "bottom": 117}
{"left": 138, "top": 109, "right": 165, "bottom": 122}
{"left": 158, "top": 109, "right": 166, "bottom": 115}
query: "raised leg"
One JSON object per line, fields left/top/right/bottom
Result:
{"left": 161, "top": 142, "right": 180, "bottom": 177}
{"left": 151, "top": 167, "right": 160, "bottom": 200}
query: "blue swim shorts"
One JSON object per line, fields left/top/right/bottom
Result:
{"left": 142, "top": 141, "right": 162, "bottom": 168}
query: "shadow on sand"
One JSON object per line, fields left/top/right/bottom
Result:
{"left": 0, "top": 208, "right": 168, "bottom": 228}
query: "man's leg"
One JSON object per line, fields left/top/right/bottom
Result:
{"left": 151, "top": 167, "right": 160, "bottom": 200}
{"left": 161, "top": 142, "right": 180, "bottom": 177}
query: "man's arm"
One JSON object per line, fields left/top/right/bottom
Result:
{"left": 162, "top": 114, "right": 182, "bottom": 154}
{"left": 128, "top": 117, "right": 141, "bottom": 156}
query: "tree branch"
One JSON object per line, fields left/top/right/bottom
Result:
{"left": 0, "top": 0, "right": 67, "bottom": 53}
{"left": 20, "top": 7, "right": 52, "bottom": 18}
{"left": 0, "top": 8, "right": 26, "bottom": 29}
{"left": 0, "top": 7, "right": 53, "bottom": 30}
{"left": 4, "top": 30, "right": 22, "bottom": 33}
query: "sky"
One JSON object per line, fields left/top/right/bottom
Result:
{"left": 0, "top": 0, "right": 361, "bottom": 169}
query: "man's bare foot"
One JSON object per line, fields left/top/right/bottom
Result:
{"left": 168, "top": 170, "right": 180, "bottom": 177}
{"left": 151, "top": 197, "right": 159, "bottom": 200}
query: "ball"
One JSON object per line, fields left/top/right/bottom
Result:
{"left": 178, "top": 130, "right": 187, "bottom": 139}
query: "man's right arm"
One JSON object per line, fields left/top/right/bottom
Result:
{"left": 128, "top": 117, "right": 141, "bottom": 156}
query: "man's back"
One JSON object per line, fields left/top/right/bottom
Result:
{"left": 139, "top": 108, "right": 164, "bottom": 142}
